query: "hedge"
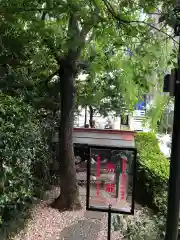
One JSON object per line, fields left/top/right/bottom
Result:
{"left": 0, "top": 94, "right": 50, "bottom": 231}
{"left": 135, "top": 132, "right": 170, "bottom": 214}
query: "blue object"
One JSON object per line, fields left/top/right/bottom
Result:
{"left": 124, "top": 48, "right": 133, "bottom": 56}
{"left": 135, "top": 101, "right": 146, "bottom": 110}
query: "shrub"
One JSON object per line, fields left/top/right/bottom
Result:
{"left": 112, "top": 133, "right": 170, "bottom": 239}
{"left": 0, "top": 94, "right": 49, "bottom": 230}
{"left": 112, "top": 208, "right": 164, "bottom": 240}
{"left": 135, "top": 132, "right": 170, "bottom": 214}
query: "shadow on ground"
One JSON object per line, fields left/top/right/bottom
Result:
{"left": 59, "top": 219, "right": 101, "bottom": 240}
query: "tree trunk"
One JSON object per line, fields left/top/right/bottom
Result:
{"left": 84, "top": 105, "right": 87, "bottom": 127}
{"left": 51, "top": 57, "right": 81, "bottom": 211}
{"left": 89, "top": 105, "right": 94, "bottom": 127}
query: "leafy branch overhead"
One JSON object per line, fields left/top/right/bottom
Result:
{"left": 0, "top": 0, "right": 176, "bottom": 117}
{"left": 0, "top": 0, "right": 176, "bottom": 114}
{"left": 101, "top": 0, "right": 178, "bottom": 44}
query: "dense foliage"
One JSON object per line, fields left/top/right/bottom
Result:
{"left": 77, "top": 30, "right": 175, "bottom": 118}
{"left": 135, "top": 132, "right": 169, "bottom": 214}
{"left": 112, "top": 133, "right": 171, "bottom": 239}
{"left": 0, "top": 0, "right": 176, "bottom": 118}
{"left": 112, "top": 208, "right": 165, "bottom": 239}
{"left": 0, "top": 0, "right": 177, "bottom": 212}
{"left": 0, "top": 94, "right": 49, "bottom": 229}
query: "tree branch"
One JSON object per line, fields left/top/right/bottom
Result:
{"left": 0, "top": 70, "right": 59, "bottom": 91}
{"left": 66, "top": 13, "right": 92, "bottom": 62}
{"left": 40, "top": 4, "right": 61, "bottom": 65}
{"left": 37, "top": 70, "right": 59, "bottom": 86}
{"left": 0, "top": 6, "right": 64, "bottom": 13}
{"left": 102, "top": 0, "right": 178, "bottom": 44}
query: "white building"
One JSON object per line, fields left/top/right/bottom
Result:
{"left": 74, "top": 107, "right": 150, "bottom": 132}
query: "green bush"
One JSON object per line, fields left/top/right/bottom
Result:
{"left": 135, "top": 132, "right": 170, "bottom": 214}
{"left": 112, "top": 132, "right": 170, "bottom": 239}
{"left": 0, "top": 94, "right": 49, "bottom": 229}
{"left": 112, "top": 208, "right": 164, "bottom": 239}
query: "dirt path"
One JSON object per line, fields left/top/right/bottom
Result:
{"left": 12, "top": 187, "right": 122, "bottom": 240}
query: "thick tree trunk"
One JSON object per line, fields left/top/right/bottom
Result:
{"left": 51, "top": 57, "right": 81, "bottom": 211}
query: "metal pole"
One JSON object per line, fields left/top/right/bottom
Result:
{"left": 164, "top": 34, "right": 180, "bottom": 240}
{"left": 107, "top": 205, "right": 112, "bottom": 240}
{"left": 115, "top": 161, "right": 121, "bottom": 198}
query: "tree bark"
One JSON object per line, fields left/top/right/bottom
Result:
{"left": 51, "top": 57, "right": 81, "bottom": 211}
{"left": 84, "top": 105, "right": 87, "bottom": 127}
{"left": 89, "top": 105, "right": 94, "bottom": 127}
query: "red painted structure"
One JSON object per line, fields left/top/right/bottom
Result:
{"left": 73, "top": 128, "right": 135, "bottom": 148}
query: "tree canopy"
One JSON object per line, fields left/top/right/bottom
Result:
{"left": 0, "top": 0, "right": 177, "bottom": 210}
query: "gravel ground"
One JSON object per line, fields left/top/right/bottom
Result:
{"left": 12, "top": 186, "right": 122, "bottom": 240}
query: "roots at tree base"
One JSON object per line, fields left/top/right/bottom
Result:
{"left": 50, "top": 194, "right": 82, "bottom": 211}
